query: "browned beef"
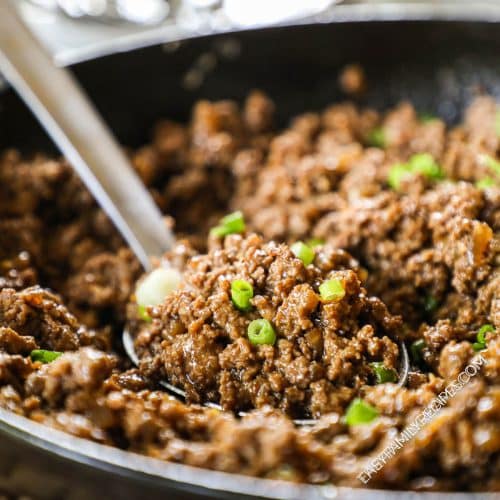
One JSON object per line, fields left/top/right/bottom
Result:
{"left": 0, "top": 90, "right": 497, "bottom": 491}
{"left": 133, "top": 234, "right": 401, "bottom": 418}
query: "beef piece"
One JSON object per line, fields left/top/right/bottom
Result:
{"left": 243, "top": 90, "right": 275, "bottom": 134}
{"left": 0, "top": 353, "right": 34, "bottom": 388}
{"left": 0, "top": 327, "right": 37, "bottom": 354}
{"left": 0, "top": 287, "right": 81, "bottom": 351}
{"left": 25, "top": 347, "right": 116, "bottom": 408}
{"left": 65, "top": 249, "right": 141, "bottom": 316}
{"left": 339, "top": 63, "right": 367, "bottom": 96}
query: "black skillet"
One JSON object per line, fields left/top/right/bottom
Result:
{"left": 0, "top": 4, "right": 499, "bottom": 499}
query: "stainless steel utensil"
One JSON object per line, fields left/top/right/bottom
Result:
{"left": 29, "top": 0, "right": 171, "bottom": 25}
{"left": 0, "top": 0, "right": 174, "bottom": 271}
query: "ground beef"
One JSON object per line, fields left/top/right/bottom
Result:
{"left": 0, "top": 327, "right": 37, "bottom": 355}
{"left": 339, "top": 64, "right": 367, "bottom": 96}
{"left": 0, "top": 287, "right": 82, "bottom": 351}
{"left": 133, "top": 233, "right": 401, "bottom": 418}
{"left": 0, "top": 88, "right": 498, "bottom": 491}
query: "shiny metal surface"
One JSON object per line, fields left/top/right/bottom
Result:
{"left": 16, "top": 1, "right": 500, "bottom": 66}
{"left": 0, "top": 1, "right": 174, "bottom": 270}
{"left": 29, "top": 0, "right": 171, "bottom": 25}
{"left": 18, "top": 0, "right": 341, "bottom": 65}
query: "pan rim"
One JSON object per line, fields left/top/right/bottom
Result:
{"left": 51, "top": 1, "right": 500, "bottom": 66}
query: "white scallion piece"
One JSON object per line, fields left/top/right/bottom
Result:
{"left": 135, "top": 267, "right": 181, "bottom": 308}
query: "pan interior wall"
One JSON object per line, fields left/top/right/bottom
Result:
{"left": 2, "top": 21, "right": 500, "bottom": 152}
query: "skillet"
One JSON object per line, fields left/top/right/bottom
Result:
{"left": 0, "top": 4, "right": 500, "bottom": 499}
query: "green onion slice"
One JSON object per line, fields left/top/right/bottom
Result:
{"left": 476, "top": 177, "right": 496, "bottom": 190}
{"left": 424, "top": 295, "right": 439, "bottom": 314}
{"left": 409, "top": 153, "right": 444, "bottom": 180}
{"left": 247, "top": 319, "right": 276, "bottom": 346}
{"left": 137, "top": 304, "right": 152, "bottom": 323}
{"left": 345, "top": 398, "right": 379, "bottom": 426}
{"left": 370, "top": 362, "right": 398, "bottom": 384}
{"left": 474, "top": 324, "right": 495, "bottom": 350}
{"left": 210, "top": 211, "right": 246, "bottom": 237}
{"left": 410, "top": 339, "right": 426, "bottom": 363}
{"left": 291, "top": 241, "right": 315, "bottom": 266}
{"left": 478, "top": 324, "right": 495, "bottom": 342}
{"left": 473, "top": 342, "right": 486, "bottom": 352}
{"left": 30, "top": 349, "right": 63, "bottom": 364}
{"left": 305, "top": 238, "right": 325, "bottom": 249}
{"left": 231, "top": 279, "right": 254, "bottom": 311}
{"left": 367, "top": 127, "right": 386, "bottom": 148}
{"left": 480, "top": 154, "right": 500, "bottom": 176}
{"left": 419, "top": 113, "right": 438, "bottom": 123}
{"left": 388, "top": 153, "right": 444, "bottom": 190}
{"left": 319, "top": 279, "right": 345, "bottom": 302}
{"left": 388, "top": 163, "right": 411, "bottom": 190}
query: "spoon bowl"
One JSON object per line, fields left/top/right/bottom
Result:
{"left": 123, "top": 326, "right": 410, "bottom": 425}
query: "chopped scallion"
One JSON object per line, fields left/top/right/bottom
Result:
{"left": 210, "top": 211, "right": 246, "bottom": 237}
{"left": 367, "top": 127, "right": 386, "bottom": 148}
{"left": 305, "top": 238, "right": 325, "bottom": 249}
{"left": 137, "top": 304, "right": 152, "bottom": 323}
{"left": 419, "top": 113, "right": 438, "bottom": 123}
{"left": 231, "top": 279, "right": 254, "bottom": 311}
{"left": 319, "top": 279, "right": 345, "bottom": 302}
{"left": 478, "top": 324, "right": 495, "bottom": 342}
{"left": 370, "top": 362, "right": 398, "bottom": 384}
{"left": 424, "top": 295, "right": 439, "bottom": 314}
{"left": 474, "top": 324, "right": 495, "bottom": 351}
{"left": 410, "top": 339, "right": 426, "bottom": 363}
{"left": 291, "top": 241, "right": 315, "bottom": 266}
{"left": 409, "top": 153, "right": 444, "bottom": 181}
{"left": 388, "top": 153, "right": 444, "bottom": 190}
{"left": 30, "top": 349, "right": 62, "bottom": 364}
{"left": 476, "top": 177, "right": 496, "bottom": 190}
{"left": 247, "top": 319, "right": 276, "bottom": 346}
{"left": 388, "top": 163, "right": 411, "bottom": 191}
{"left": 345, "top": 398, "right": 379, "bottom": 426}
{"left": 473, "top": 342, "right": 486, "bottom": 352}
{"left": 480, "top": 154, "right": 500, "bottom": 177}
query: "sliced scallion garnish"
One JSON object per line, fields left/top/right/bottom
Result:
{"left": 231, "top": 279, "right": 254, "bottom": 311}
{"left": 345, "top": 398, "right": 379, "bottom": 426}
{"left": 370, "top": 362, "right": 398, "bottom": 384}
{"left": 247, "top": 319, "right": 276, "bottom": 346}
{"left": 30, "top": 349, "right": 62, "bottom": 364}
{"left": 210, "top": 211, "right": 246, "bottom": 237}
{"left": 319, "top": 279, "right": 345, "bottom": 302}
{"left": 291, "top": 241, "right": 315, "bottom": 266}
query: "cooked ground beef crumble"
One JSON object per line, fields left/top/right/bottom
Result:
{"left": 0, "top": 90, "right": 499, "bottom": 490}
{"left": 133, "top": 233, "right": 401, "bottom": 419}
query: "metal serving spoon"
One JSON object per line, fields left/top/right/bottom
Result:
{"left": 0, "top": 1, "right": 408, "bottom": 425}
{"left": 0, "top": 0, "right": 174, "bottom": 271}
{"left": 28, "top": 0, "right": 170, "bottom": 25}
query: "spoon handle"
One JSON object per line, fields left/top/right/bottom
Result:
{"left": 0, "top": 1, "right": 174, "bottom": 270}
